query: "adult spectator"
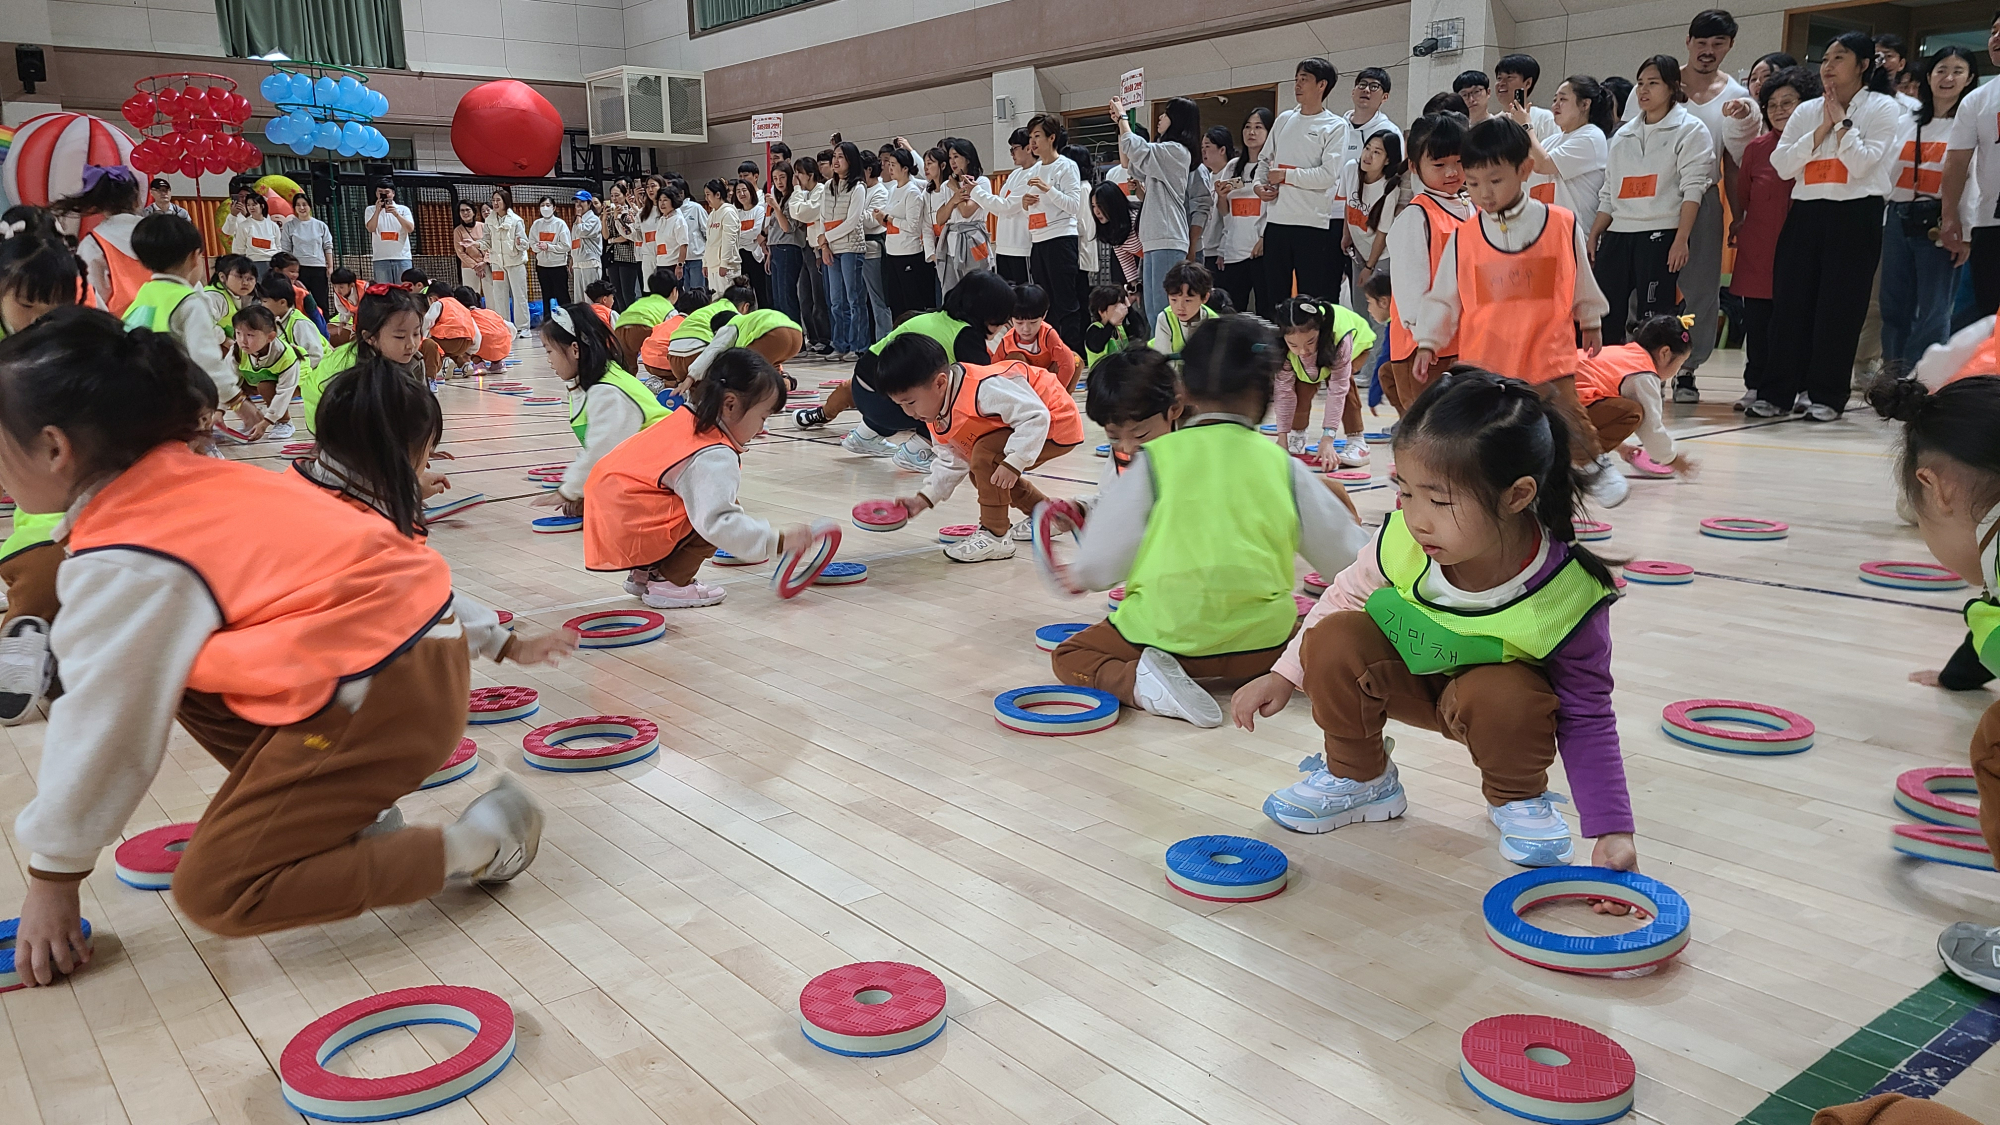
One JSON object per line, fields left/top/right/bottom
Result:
{"left": 1113, "top": 94, "right": 1201, "bottom": 325}
{"left": 365, "top": 179, "right": 415, "bottom": 284}
{"left": 282, "top": 193, "right": 334, "bottom": 313}
{"left": 1876, "top": 34, "right": 1922, "bottom": 110}
{"left": 1518, "top": 75, "right": 1613, "bottom": 232}
{"left": 1882, "top": 47, "right": 1977, "bottom": 371}
{"left": 605, "top": 181, "right": 641, "bottom": 305}
{"left": 1942, "top": 12, "right": 2000, "bottom": 316}
{"left": 1255, "top": 58, "right": 1349, "bottom": 305}
{"left": 453, "top": 200, "right": 486, "bottom": 290}
{"left": 142, "top": 177, "right": 188, "bottom": 219}
{"left": 1495, "top": 54, "right": 1560, "bottom": 141}
{"left": 572, "top": 191, "right": 604, "bottom": 301}
{"left": 1454, "top": 71, "right": 1493, "bottom": 122}
{"left": 1342, "top": 67, "right": 1401, "bottom": 167}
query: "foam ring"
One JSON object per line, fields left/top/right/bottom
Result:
{"left": 564, "top": 610, "right": 667, "bottom": 649}
{"left": 1699, "top": 516, "right": 1788, "bottom": 541}
{"left": 937, "top": 524, "right": 978, "bottom": 543}
{"left": 496, "top": 610, "right": 514, "bottom": 632}
{"left": 114, "top": 822, "right": 197, "bottom": 890}
{"left": 279, "top": 984, "right": 516, "bottom": 1121}
{"left": 819, "top": 380, "right": 845, "bottom": 389}
{"left": 772, "top": 521, "right": 841, "bottom": 599}
{"left": 814, "top": 561, "right": 868, "bottom": 585}
{"left": 709, "top": 550, "right": 762, "bottom": 567}
{"left": 1482, "top": 866, "right": 1691, "bottom": 975}
{"left": 1302, "top": 572, "right": 1328, "bottom": 595}
{"left": 485, "top": 381, "right": 529, "bottom": 390}
{"left": 0, "top": 917, "right": 92, "bottom": 993}
{"left": 524, "top": 396, "right": 562, "bottom": 405}
{"left": 1661, "top": 698, "right": 1814, "bottom": 755}
{"left": 852, "top": 499, "right": 909, "bottom": 533}
{"left": 1894, "top": 767, "right": 1982, "bottom": 830}
{"left": 1164, "top": 835, "right": 1289, "bottom": 902}
{"left": 523, "top": 716, "right": 661, "bottom": 771}
{"left": 1294, "top": 594, "right": 1315, "bottom": 616}
{"left": 1105, "top": 586, "right": 1126, "bottom": 615}
{"left": 468, "top": 686, "right": 540, "bottom": 724}
{"left": 1095, "top": 443, "right": 1111, "bottom": 457}
{"left": 422, "top": 738, "right": 479, "bottom": 789}
{"left": 1576, "top": 521, "right": 1612, "bottom": 542}
{"left": 1035, "top": 622, "right": 1090, "bottom": 651}
{"left": 1459, "top": 1014, "right": 1636, "bottom": 1124}
{"left": 993, "top": 685, "right": 1121, "bottom": 736}
{"left": 281, "top": 442, "right": 318, "bottom": 456}
{"left": 1364, "top": 431, "right": 1392, "bottom": 441}
{"left": 1859, "top": 561, "right": 1967, "bottom": 591}
{"left": 526, "top": 465, "right": 567, "bottom": 480}
{"left": 1329, "top": 469, "right": 1372, "bottom": 484}
{"left": 1892, "top": 824, "right": 1995, "bottom": 869}
{"left": 424, "top": 493, "right": 486, "bottom": 520}
{"left": 1622, "top": 560, "right": 1693, "bottom": 586}
{"left": 1032, "top": 498, "right": 1088, "bottom": 594}
{"left": 799, "top": 961, "right": 948, "bottom": 1057}
{"left": 530, "top": 515, "right": 583, "bottom": 534}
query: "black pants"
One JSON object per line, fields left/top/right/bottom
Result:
{"left": 608, "top": 259, "right": 641, "bottom": 307}
{"left": 1029, "top": 235, "right": 1083, "bottom": 354}
{"left": 1592, "top": 228, "right": 1679, "bottom": 344}
{"left": 1738, "top": 295, "right": 1773, "bottom": 393}
{"left": 798, "top": 250, "right": 832, "bottom": 347}
{"left": 849, "top": 351, "right": 927, "bottom": 438}
{"left": 740, "top": 249, "right": 769, "bottom": 309}
{"left": 882, "top": 251, "right": 936, "bottom": 318}
{"left": 1942, "top": 632, "right": 1997, "bottom": 690}
{"left": 1971, "top": 227, "right": 2000, "bottom": 319}
{"left": 1263, "top": 223, "right": 1339, "bottom": 303}
{"left": 535, "top": 265, "right": 570, "bottom": 313}
{"left": 1764, "top": 196, "right": 1884, "bottom": 414}
{"left": 997, "top": 254, "right": 1029, "bottom": 284}
{"left": 1216, "top": 255, "right": 1273, "bottom": 315}
{"left": 297, "top": 265, "right": 330, "bottom": 319}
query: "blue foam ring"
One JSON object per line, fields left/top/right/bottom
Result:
{"left": 1, "top": 916, "right": 92, "bottom": 990}
{"left": 1164, "top": 835, "right": 1289, "bottom": 902}
{"left": 423, "top": 492, "right": 485, "bottom": 520}
{"left": 814, "top": 561, "right": 868, "bottom": 584}
{"left": 1481, "top": 866, "right": 1691, "bottom": 974}
{"left": 1260, "top": 424, "right": 1279, "bottom": 434}
{"left": 1364, "top": 431, "right": 1391, "bottom": 441}
{"left": 1095, "top": 444, "right": 1111, "bottom": 457}
{"left": 530, "top": 515, "right": 583, "bottom": 533}
{"left": 1034, "top": 622, "right": 1091, "bottom": 651}
{"left": 992, "top": 684, "right": 1121, "bottom": 735}
{"left": 1658, "top": 707, "right": 1812, "bottom": 756}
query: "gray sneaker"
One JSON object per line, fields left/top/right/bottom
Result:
{"left": 1132, "top": 647, "right": 1224, "bottom": 728}
{"left": 1262, "top": 749, "right": 1407, "bottom": 833}
{"left": 0, "top": 616, "right": 53, "bottom": 726}
{"left": 1938, "top": 921, "right": 2000, "bottom": 992}
{"left": 451, "top": 773, "right": 544, "bottom": 883}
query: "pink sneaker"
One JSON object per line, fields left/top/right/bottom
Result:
{"left": 642, "top": 579, "right": 726, "bottom": 609}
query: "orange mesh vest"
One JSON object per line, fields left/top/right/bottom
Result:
{"left": 1951, "top": 316, "right": 2000, "bottom": 384}
{"left": 638, "top": 313, "right": 688, "bottom": 370}
{"left": 67, "top": 444, "right": 453, "bottom": 726}
{"left": 932, "top": 361, "right": 1085, "bottom": 459}
{"left": 1387, "top": 194, "right": 1464, "bottom": 362}
{"left": 1572, "top": 342, "right": 1655, "bottom": 405}
{"left": 992, "top": 322, "right": 1077, "bottom": 387}
{"left": 468, "top": 307, "right": 513, "bottom": 362}
{"left": 290, "top": 461, "right": 430, "bottom": 545}
{"left": 1453, "top": 204, "right": 1579, "bottom": 385}
{"left": 429, "top": 297, "right": 476, "bottom": 342}
{"left": 583, "top": 407, "right": 740, "bottom": 570}
{"left": 85, "top": 229, "right": 152, "bottom": 317}
{"left": 591, "top": 302, "right": 615, "bottom": 329}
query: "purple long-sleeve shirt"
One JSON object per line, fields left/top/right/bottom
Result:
{"left": 1274, "top": 527, "right": 1634, "bottom": 837}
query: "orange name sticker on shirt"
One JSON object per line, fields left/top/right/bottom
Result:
{"left": 1898, "top": 167, "right": 1944, "bottom": 194}
{"left": 571, "top": 239, "right": 581, "bottom": 248}
{"left": 1803, "top": 158, "right": 1848, "bottom": 185}
{"left": 1117, "top": 182, "right": 1134, "bottom": 196}
{"left": 1343, "top": 204, "right": 1369, "bottom": 227}
{"left": 538, "top": 231, "right": 556, "bottom": 241}
{"left": 1472, "top": 260, "right": 1558, "bottom": 305}
{"left": 492, "top": 270, "right": 505, "bottom": 282}
{"left": 1903, "top": 140, "right": 1947, "bottom": 164}
{"left": 885, "top": 220, "right": 901, "bottom": 235}
{"left": 250, "top": 236, "right": 272, "bottom": 249}
{"left": 740, "top": 219, "right": 755, "bottom": 231}
{"left": 1617, "top": 175, "right": 1658, "bottom": 199}
{"left": 378, "top": 230, "right": 401, "bottom": 241}
{"left": 1028, "top": 212, "right": 1049, "bottom": 231}
{"left": 1529, "top": 183, "right": 1556, "bottom": 204}
{"left": 1236, "top": 197, "right": 1265, "bottom": 218}
{"left": 970, "top": 240, "right": 991, "bottom": 260}
{"left": 643, "top": 230, "right": 657, "bottom": 243}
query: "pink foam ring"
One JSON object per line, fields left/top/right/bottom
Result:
{"left": 1894, "top": 767, "right": 1981, "bottom": 830}
{"left": 496, "top": 610, "right": 514, "bottom": 631}
{"left": 526, "top": 464, "right": 566, "bottom": 479}
{"left": 1699, "top": 516, "right": 1788, "bottom": 541}
{"left": 772, "top": 521, "right": 841, "bottom": 599}
{"left": 423, "top": 738, "right": 479, "bottom": 789}
{"left": 1302, "top": 572, "right": 1328, "bottom": 594}
{"left": 1891, "top": 823, "right": 1995, "bottom": 870}
{"left": 1032, "top": 498, "right": 1088, "bottom": 594}
{"left": 524, "top": 395, "right": 562, "bottom": 405}
{"left": 1459, "top": 1014, "right": 1635, "bottom": 1123}
{"left": 281, "top": 442, "right": 318, "bottom": 457}
{"left": 114, "top": 821, "right": 198, "bottom": 890}
{"left": 852, "top": 498, "right": 909, "bottom": 532}
{"left": 279, "top": 985, "right": 516, "bottom": 1121}
{"left": 1575, "top": 520, "right": 1612, "bottom": 542}
{"left": 819, "top": 380, "right": 845, "bottom": 389}
{"left": 1858, "top": 560, "right": 1967, "bottom": 591}
{"left": 1330, "top": 469, "right": 1372, "bottom": 483}
{"left": 468, "top": 685, "right": 540, "bottom": 724}
{"left": 1294, "top": 594, "right": 1316, "bottom": 617}
{"left": 522, "top": 715, "right": 661, "bottom": 771}
{"left": 1622, "top": 559, "right": 1694, "bottom": 586}
{"left": 936, "top": 524, "right": 978, "bottom": 543}
{"left": 1661, "top": 698, "right": 1814, "bottom": 755}
{"left": 798, "top": 961, "right": 947, "bottom": 1057}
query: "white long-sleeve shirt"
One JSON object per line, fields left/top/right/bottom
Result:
{"left": 819, "top": 181, "right": 869, "bottom": 254}
{"left": 223, "top": 213, "right": 282, "bottom": 261}
{"left": 1538, "top": 125, "right": 1609, "bottom": 232}
{"left": 653, "top": 209, "right": 690, "bottom": 268}
{"left": 154, "top": 272, "right": 237, "bottom": 406}
{"left": 1597, "top": 105, "right": 1714, "bottom": 231}
{"left": 916, "top": 372, "right": 1054, "bottom": 505}
{"left": 1386, "top": 190, "right": 1475, "bottom": 343}
{"left": 561, "top": 381, "right": 647, "bottom": 501}
{"left": 1415, "top": 195, "right": 1609, "bottom": 352}
{"left": 884, "top": 179, "right": 928, "bottom": 255}
{"left": 1255, "top": 107, "right": 1349, "bottom": 228}
{"left": 1770, "top": 89, "right": 1907, "bottom": 201}
{"left": 482, "top": 209, "right": 528, "bottom": 269}
{"left": 571, "top": 209, "right": 603, "bottom": 266}
{"left": 980, "top": 165, "right": 1036, "bottom": 256}
{"left": 704, "top": 204, "right": 745, "bottom": 281}
{"left": 678, "top": 199, "right": 708, "bottom": 256}
{"left": 666, "top": 445, "right": 778, "bottom": 561}
{"left": 528, "top": 215, "right": 573, "bottom": 267}
{"left": 281, "top": 216, "right": 334, "bottom": 268}
{"left": 1216, "top": 157, "right": 1269, "bottom": 264}
{"left": 286, "top": 313, "right": 326, "bottom": 370}
{"left": 789, "top": 183, "right": 828, "bottom": 247}
{"left": 1613, "top": 370, "right": 1676, "bottom": 465}
{"left": 239, "top": 338, "right": 302, "bottom": 424}
{"left": 974, "top": 154, "right": 1084, "bottom": 243}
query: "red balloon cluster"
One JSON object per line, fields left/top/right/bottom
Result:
{"left": 123, "top": 83, "right": 262, "bottom": 178}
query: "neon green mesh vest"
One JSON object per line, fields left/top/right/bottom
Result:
{"left": 121, "top": 278, "right": 198, "bottom": 333}
{"left": 869, "top": 310, "right": 967, "bottom": 357}
{"left": 613, "top": 293, "right": 674, "bottom": 330}
{"left": 570, "top": 362, "right": 671, "bottom": 444}
{"left": 668, "top": 299, "right": 737, "bottom": 345}
{"left": 0, "top": 512, "right": 63, "bottom": 563}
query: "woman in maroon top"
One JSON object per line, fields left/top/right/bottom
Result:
{"left": 1727, "top": 66, "right": 1820, "bottom": 410}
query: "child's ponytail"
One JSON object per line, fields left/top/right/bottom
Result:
{"left": 688, "top": 347, "right": 784, "bottom": 434}
{"left": 1181, "top": 314, "right": 1280, "bottom": 419}
{"left": 314, "top": 356, "right": 442, "bottom": 538}
{"left": 1272, "top": 297, "right": 1341, "bottom": 374}
{"left": 540, "top": 302, "right": 618, "bottom": 388}
{"left": 0, "top": 306, "right": 213, "bottom": 475}
{"left": 1869, "top": 373, "right": 2000, "bottom": 512}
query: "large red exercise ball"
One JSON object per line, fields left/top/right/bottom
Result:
{"left": 450, "top": 80, "right": 563, "bottom": 177}
{"left": 0, "top": 112, "right": 138, "bottom": 207}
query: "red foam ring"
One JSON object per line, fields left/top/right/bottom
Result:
{"left": 114, "top": 821, "right": 198, "bottom": 876}
{"left": 799, "top": 962, "right": 946, "bottom": 1036}
{"left": 1461, "top": 1014, "right": 1635, "bottom": 1102}
{"left": 278, "top": 985, "right": 515, "bottom": 1102}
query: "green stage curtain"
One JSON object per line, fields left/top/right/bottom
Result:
{"left": 217, "top": 0, "right": 408, "bottom": 70}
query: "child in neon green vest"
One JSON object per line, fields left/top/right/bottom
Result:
{"left": 1272, "top": 296, "right": 1375, "bottom": 470}
{"left": 231, "top": 304, "right": 303, "bottom": 440}
{"left": 128, "top": 214, "right": 258, "bottom": 436}
{"left": 257, "top": 271, "right": 326, "bottom": 370}
{"left": 1082, "top": 285, "right": 1133, "bottom": 375}
{"left": 1053, "top": 318, "right": 1367, "bottom": 727}
{"left": 535, "top": 302, "right": 671, "bottom": 516}
{"left": 1242, "top": 368, "right": 1634, "bottom": 873}
{"left": 1147, "top": 260, "right": 1218, "bottom": 361}
{"left": 1873, "top": 375, "right": 2000, "bottom": 988}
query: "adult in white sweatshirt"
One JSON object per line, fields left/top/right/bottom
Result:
{"left": 481, "top": 186, "right": 531, "bottom": 335}
{"left": 975, "top": 114, "right": 1086, "bottom": 351}
{"left": 1254, "top": 58, "right": 1351, "bottom": 307}
{"left": 1589, "top": 59, "right": 1712, "bottom": 347}
{"left": 527, "top": 200, "right": 574, "bottom": 320}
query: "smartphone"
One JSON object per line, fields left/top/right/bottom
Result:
{"left": 1514, "top": 90, "right": 1526, "bottom": 107}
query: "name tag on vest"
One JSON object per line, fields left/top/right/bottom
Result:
{"left": 1617, "top": 175, "right": 1657, "bottom": 199}
{"left": 1529, "top": 183, "right": 1555, "bottom": 203}
{"left": 1473, "top": 260, "right": 1557, "bottom": 303}
{"left": 1803, "top": 158, "right": 1848, "bottom": 185}
{"left": 1028, "top": 212, "right": 1048, "bottom": 230}
{"left": 1365, "top": 587, "right": 1505, "bottom": 675}
{"left": 1237, "top": 198, "right": 1265, "bottom": 218}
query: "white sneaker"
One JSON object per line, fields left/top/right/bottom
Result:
{"left": 943, "top": 528, "right": 1017, "bottom": 562}
{"left": 1132, "top": 647, "right": 1224, "bottom": 727}
{"left": 1733, "top": 389, "right": 1757, "bottom": 412}
{"left": 642, "top": 579, "right": 726, "bottom": 608}
{"left": 1285, "top": 432, "right": 1308, "bottom": 455}
{"left": 1009, "top": 517, "right": 1035, "bottom": 542}
{"left": 268, "top": 422, "right": 296, "bottom": 440}
{"left": 0, "top": 616, "right": 52, "bottom": 727}
{"left": 1746, "top": 399, "right": 1782, "bottom": 418}
{"left": 359, "top": 805, "right": 407, "bottom": 839}
{"left": 1803, "top": 403, "right": 1839, "bottom": 422}
{"left": 1337, "top": 437, "right": 1370, "bottom": 467}
{"left": 1584, "top": 453, "right": 1629, "bottom": 508}
{"left": 1791, "top": 392, "right": 1811, "bottom": 415}
{"left": 1937, "top": 922, "right": 2000, "bottom": 993}
{"left": 623, "top": 569, "right": 651, "bottom": 596}
{"left": 891, "top": 442, "right": 933, "bottom": 473}
{"left": 842, "top": 427, "right": 898, "bottom": 457}
{"left": 1262, "top": 750, "right": 1406, "bottom": 832}
{"left": 1487, "top": 794, "right": 1576, "bottom": 866}
{"left": 448, "top": 774, "right": 543, "bottom": 882}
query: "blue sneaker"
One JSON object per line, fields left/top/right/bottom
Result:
{"left": 891, "top": 441, "right": 933, "bottom": 474}
{"left": 1262, "top": 750, "right": 1406, "bottom": 833}
{"left": 1487, "top": 794, "right": 1576, "bottom": 866}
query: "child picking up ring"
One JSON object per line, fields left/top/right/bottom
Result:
{"left": 533, "top": 302, "right": 670, "bottom": 518}
{"left": 1271, "top": 296, "right": 1376, "bottom": 469}
{"left": 1236, "top": 366, "right": 1638, "bottom": 876}
{"left": 1574, "top": 314, "right": 1701, "bottom": 478}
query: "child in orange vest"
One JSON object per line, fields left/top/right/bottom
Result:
{"left": 421, "top": 281, "right": 482, "bottom": 377}
{"left": 585, "top": 278, "right": 617, "bottom": 329}
{"left": 1383, "top": 113, "right": 1473, "bottom": 412}
{"left": 874, "top": 332, "right": 1085, "bottom": 562}
{"left": 1573, "top": 314, "right": 1698, "bottom": 478}
{"left": 452, "top": 286, "right": 514, "bottom": 375}
{"left": 584, "top": 349, "right": 811, "bottom": 609}
{"left": 327, "top": 266, "right": 360, "bottom": 345}
{"left": 1414, "top": 116, "right": 1619, "bottom": 505}
{"left": 3, "top": 308, "right": 546, "bottom": 987}
{"left": 992, "top": 283, "right": 1080, "bottom": 389}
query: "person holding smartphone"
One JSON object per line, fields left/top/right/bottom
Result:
{"left": 367, "top": 181, "right": 415, "bottom": 283}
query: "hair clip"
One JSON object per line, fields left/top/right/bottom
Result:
{"left": 1677, "top": 314, "right": 1695, "bottom": 328}
{"left": 548, "top": 304, "right": 576, "bottom": 336}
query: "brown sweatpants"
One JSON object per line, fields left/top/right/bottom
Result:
{"left": 422, "top": 336, "right": 475, "bottom": 379}
{"left": 615, "top": 325, "right": 651, "bottom": 372}
{"left": 1300, "top": 610, "right": 1558, "bottom": 807}
{"left": 1536, "top": 375, "right": 1608, "bottom": 464}
{"left": 644, "top": 529, "right": 717, "bottom": 586}
{"left": 1970, "top": 699, "right": 2000, "bottom": 861}
{"left": 1053, "top": 619, "right": 1289, "bottom": 704}
{"left": 1584, "top": 396, "right": 1644, "bottom": 451}
{"left": 964, "top": 428, "right": 1077, "bottom": 536}
{"left": 1815, "top": 1094, "right": 1985, "bottom": 1125}
{"left": 168, "top": 633, "right": 469, "bottom": 937}
{"left": 1343, "top": 378, "right": 1363, "bottom": 436}
{"left": 1385, "top": 353, "right": 1454, "bottom": 417}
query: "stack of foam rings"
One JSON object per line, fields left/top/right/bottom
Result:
{"left": 1, "top": 917, "right": 91, "bottom": 992}
{"left": 487, "top": 382, "right": 531, "bottom": 396}
{"left": 531, "top": 515, "right": 583, "bottom": 534}
{"left": 1095, "top": 443, "right": 1111, "bottom": 457}
{"left": 852, "top": 499, "right": 909, "bottom": 532}
{"left": 798, "top": 962, "right": 947, "bottom": 1057}
{"left": 1699, "top": 517, "right": 1788, "bottom": 541}
{"left": 1459, "top": 1014, "right": 1636, "bottom": 1124}
{"left": 468, "top": 686, "right": 540, "bottom": 724}
{"left": 1576, "top": 521, "right": 1612, "bottom": 543}
{"left": 710, "top": 550, "right": 760, "bottom": 567}
{"left": 0, "top": 494, "right": 14, "bottom": 513}
{"left": 819, "top": 380, "right": 844, "bottom": 390}
{"left": 1163, "top": 835, "right": 1289, "bottom": 902}
{"left": 280, "top": 441, "right": 317, "bottom": 457}
{"left": 1302, "top": 573, "right": 1328, "bottom": 596}
{"left": 523, "top": 715, "right": 661, "bottom": 771}
{"left": 1034, "top": 622, "right": 1089, "bottom": 651}
{"left": 1106, "top": 586, "right": 1125, "bottom": 614}
{"left": 1858, "top": 561, "right": 1966, "bottom": 591}
{"left": 1328, "top": 469, "right": 1378, "bottom": 492}
{"left": 1891, "top": 767, "right": 1994, "bottom": 869}
{"left": 814, "top": 562, "right": 868, "bottom": 586}
{"left": 1660, "top": 699, "right": 1814, "bottom": 755}
{"left": 425, "top": 493, "right": 487, "bottom": 521}
{"left": 1482, "top": 866, "right": 1691, "bottom": 976}
{"left": 992, "top": 685, "right": 1121, "bottom": 735}
{"left": 564, "top": 610, "right": 667, "bottom": 648}
{"left": 526, "top": 465, "right": 565, "bottom": 489}
{"left": 1621, "top": 561, "right": 1693, "bottom": 586}
{"left": 279, "top": 985, "right": 516, "bottom": 1120}
{"left": 114, "top": 821, "right": 197, "bottom": 890}
{"left": 423, "top": 738, "right": 480, "bottom": 789}
{"left": 937, "top": 524, "right": 977, "bottom": 543}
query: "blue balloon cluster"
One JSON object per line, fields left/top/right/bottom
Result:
{"left": 257, "top": 70, "right": 392, "bottom": 158}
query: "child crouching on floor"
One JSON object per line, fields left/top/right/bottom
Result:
{"left": 1236, "top": 366, "right": 1637, "bottom": 873}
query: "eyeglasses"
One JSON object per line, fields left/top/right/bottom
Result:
{"left": 1353, "top": 81, "right": 1385, "bottom": 93}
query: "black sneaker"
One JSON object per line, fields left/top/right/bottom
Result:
{"left": 1938, "top": 922, "right": 2000, "bottom": 993}
{"left": 1672, "top": 374, "right": 1699, "bottom": 404}
{"left": 795, "top": 407, "right": 828, "bottom": 429}
{"left": 0, "top": 615, "right": 53, "bottom": 726}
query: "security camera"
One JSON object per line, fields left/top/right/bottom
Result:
{"left": 1412, "top": 36, "right": 1440, "bottom": 57}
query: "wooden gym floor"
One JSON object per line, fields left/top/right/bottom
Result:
{"left": 2, "top": 342, "right": 1997, "bottom": 1125}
